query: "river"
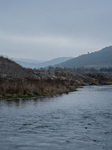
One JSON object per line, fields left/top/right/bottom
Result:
{"left": 0, "top": 85, "right": 112, "bottom": 150}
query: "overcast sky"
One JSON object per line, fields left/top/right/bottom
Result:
{"left": 0, "top": 0, "right": 112, "bottom": 61}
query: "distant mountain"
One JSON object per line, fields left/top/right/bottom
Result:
{"left": 14, "top": 57, "right": 73, "bottom": 68}
{"left": 36, "top": 57, "right": 73, "bottom": 68}
{"left": 13, "top": 58, "right": 43, "bottom": 68}
{"left": 14, "top": 58, "right": 43, "bottom": 63}
{"left": 55, "top": 46, "right": 112, "bottom": 69}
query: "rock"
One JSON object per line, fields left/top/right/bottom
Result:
{"left": 52, "top": 75, "right": 57, "bottom": 79}
{"left": 60, "top": 77, "right": 66, "bottom": 80}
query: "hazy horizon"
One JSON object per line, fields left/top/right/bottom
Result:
{"left": 0, "top": 0, "right": 112, "bottom": 61}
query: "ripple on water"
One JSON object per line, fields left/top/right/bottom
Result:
{"left": 0, "top": 85, "right": 112, "bottom": 150}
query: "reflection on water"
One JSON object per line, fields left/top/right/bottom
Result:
{"left": 0, "top": 85, "right": 112, "bottom": 150}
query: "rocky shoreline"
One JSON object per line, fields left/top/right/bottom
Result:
{"left": 0, "top": 70, "right": 112, "bottom": 100}
{"left": 0, "top": 56, "right": 112, "bottom": 99}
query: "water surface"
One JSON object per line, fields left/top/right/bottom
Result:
{"left": 0, "top": 85, "right": 112, "bottom": 150}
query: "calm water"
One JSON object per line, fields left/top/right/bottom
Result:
{"left": 0, "top": 85, "right": 112, "bottom": 150}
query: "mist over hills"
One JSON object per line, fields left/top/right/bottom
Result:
{"left": 14, "top": 57, "right": 72, "bottom": 69}
{"left": 2, "top": 46, "right": 112, "bottom": 71}
{"left": 35, "top": 57, "right": 73, "bottom": 68}
{"left": 13, "top": 58, "right": 43, "bottom": 68}
{"left": 55, "top": 46, "right": 112, "bottom": 69}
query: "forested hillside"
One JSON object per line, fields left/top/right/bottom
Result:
{"left": 56, "top": 46, "right": 112, "bottom": 68}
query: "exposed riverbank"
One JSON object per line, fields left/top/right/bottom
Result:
{"left": 0, "top": 56, "right": 112, "bottom": 99}
{"left": 0, "top": 71, "right": 112, "bottom": 100}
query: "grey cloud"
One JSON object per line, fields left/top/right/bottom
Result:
{"left": 0, "top": 0, "right": 112, "bottom": 60}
